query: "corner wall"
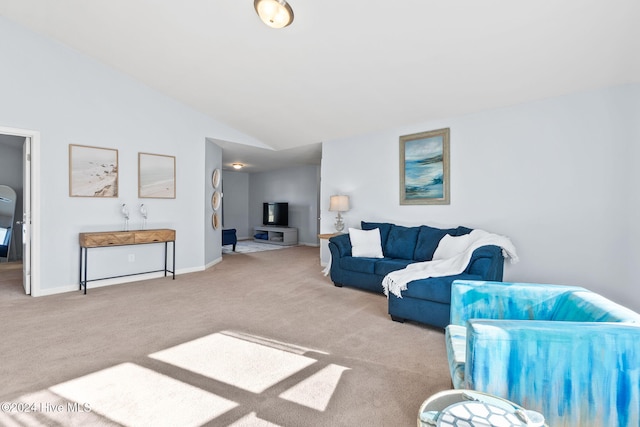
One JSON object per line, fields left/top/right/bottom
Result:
{"left": 321, "top": 84, "right": 639, "bottom": 310}
{"left": 0, "top": 17, "right": 264, "bottom": 294}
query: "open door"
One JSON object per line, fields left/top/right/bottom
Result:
{"left": 0, "top": 185, "right": 16, "bottom": 262}
{"left": 22, "top": 137, "right": 31, "bottom": 294}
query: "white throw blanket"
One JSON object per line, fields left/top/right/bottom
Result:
{"left": 382, "top": 229, "right": 519, "bottom": 298}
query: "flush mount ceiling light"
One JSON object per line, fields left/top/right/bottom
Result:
{"left": 254, "top": 0, "right": 294, "bottom": 29}
{"left": 232, "top": 163, "right": 244, "bottom": 170}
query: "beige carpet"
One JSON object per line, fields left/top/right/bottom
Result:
{"left": 0, "top": 246, "right": 451, "bottom": 426}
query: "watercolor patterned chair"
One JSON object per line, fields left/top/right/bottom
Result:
{"left": 445, "top": 279, "right": 640, "bottom": 427}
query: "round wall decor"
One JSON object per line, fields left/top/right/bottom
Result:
{"left": 212, "top": 212, "right": 220, "bottom": 229}
{"left": 212, "top": 168, "right": 221, "bottom": 189}
{"left": 211, "top": 191, "right": 221, "bottom": 211}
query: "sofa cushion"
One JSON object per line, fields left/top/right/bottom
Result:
{"left": 361, "top": 221, "right": 393, "bottom": 247}
{"left": 454, "top": 226, "right": 473, "bottom": 236}
{"left": 445, "top": 324, "right": 467, "bottom": 389}
{"left": 373, "top": 258, "right": 414, "bottom": 276}
{"left": 348, "top": 228, "right": 384, "bottom": 258}
{"left": 384, "top": 225, "right": 420, "bottom": 260}
{"left": 403, "top": 274, "right": 481, "bottom": 304}
{"left": 339, "top": 256, "right": 377, "bottom": 274}
{"left": 413, "top": 225, "right": 467, "bottom": 261}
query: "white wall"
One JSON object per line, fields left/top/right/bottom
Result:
{"left": 322, "top": 84, "right": 640, "bottom": 310}
{"left": 0, "top": 17, "right": 265, "bottom": 295}
{"left": 249, "top": 165, "right": 320, "bottom": 246}
{"left": 220, "top": 170, "right": 250, "bottom": 239}
{"left": 627, "top": 86, "right": 640, "bottom": 299}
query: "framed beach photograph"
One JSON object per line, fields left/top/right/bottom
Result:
{"left": 399, "top": 128, "right": 450, "bottom": 205}
{"left": 69, "top": 144, "right": 119, "bottom": 197}
{"left": 138, "top": 152, "right": 176, "bottom": 199}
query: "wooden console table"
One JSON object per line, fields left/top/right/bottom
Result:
{"left": 79, "top": 229, "right": 175, "bottom": 294}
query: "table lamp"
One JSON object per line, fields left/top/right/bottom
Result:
{"left": 329, "top": 195, "right": 350, "bottom": 232}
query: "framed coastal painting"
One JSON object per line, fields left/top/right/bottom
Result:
{"left": 138, "top": 152, "right": 176, "bottom": 199}
{"left": 69, "top": 144, "right": 119, "bottom": 197}
{"left": 399, "top": 128, "right": 450, "bottom": 205}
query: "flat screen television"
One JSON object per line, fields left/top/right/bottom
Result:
{"left": 263, "top": 202, "right": 288, "bottom": 226}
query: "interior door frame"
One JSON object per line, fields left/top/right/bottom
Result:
{"left": 0, "top": 126, "right": 40, "bottom": 296}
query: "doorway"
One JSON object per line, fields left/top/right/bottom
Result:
{"left": 0, "top": 126, "right": 40, "bottom": 296}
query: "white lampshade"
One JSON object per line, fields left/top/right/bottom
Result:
{"left": 254, "top": 0, "right": 294, "bottom": 29}
{"left": 329, "top": 195, "right": 350, "bottom": 212}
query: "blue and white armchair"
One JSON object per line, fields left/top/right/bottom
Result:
{"left": 445, "top": 280, "right": 640, "bottom": 427}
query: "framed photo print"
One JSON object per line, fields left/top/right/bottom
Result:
{"left": 138, "top": 152, "right": 176, "bottom": 199}
{"left": 69, "top": 144, "right": 119, "bottom": 197}
{"left": 399, "top": 128, "right": 450, "bottom": 205}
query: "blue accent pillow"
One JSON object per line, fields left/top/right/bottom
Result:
{"left": 384, "top": 224, "right": 420, "bottom": 260}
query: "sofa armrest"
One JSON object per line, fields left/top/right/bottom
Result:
{"left": 328, "top": 233, "right": 352, "bottom": 258}
{"left": 450, "top": 280, "right": 585, "bottom": 326}
{"left": 464, "top": 245, "right": 504, "bottom": 280}
{"left": 465, "top": 319, "right": 640, "bottom": 426}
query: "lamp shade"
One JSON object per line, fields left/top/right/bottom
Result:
{"left": 329, "top": 195, "right": 350, "bottom": 212}
{"left": 254, "top": 0, "right": 294, "bottom": 29}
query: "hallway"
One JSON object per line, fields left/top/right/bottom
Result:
{"left": 0, "top": 261, "right": 25, "bottom": 299}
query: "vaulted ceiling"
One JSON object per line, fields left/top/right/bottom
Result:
{"left": 1, "top": 1, "right": 639, "bottom": 168}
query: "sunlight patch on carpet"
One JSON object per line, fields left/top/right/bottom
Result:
{"left": 0, "top": 389, "right": 121, "bottom": 426}
{"left": 49, "top": 363, "right": 237, "bottom": 427}
{"left": 223, "top": 330, "right": 328, "bottom": 356}
{"left": 279, "top": 364, "right": 350, "bottom": 411}
{"left": 149, "top": 332, "right": 317, "bottom": 393}
{"left": 228, "top": 412, "right": 282, "bottom": 427}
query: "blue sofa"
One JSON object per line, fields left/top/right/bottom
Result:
{"left": 445, "top": 280, "right": 640, "bottom": 427}
{"left": 328, "top": 221, "right": 505, "bottom": 328}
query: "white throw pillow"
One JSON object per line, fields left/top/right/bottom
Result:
{"left": 433, "top": 233, "right": 475, "bottom": 260}
{"left": 349, "top": 227, "right": 384, "bottom": 258}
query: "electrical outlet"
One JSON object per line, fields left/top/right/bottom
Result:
{"left": 128, "top": 254, "right": 135, "bottom": 262}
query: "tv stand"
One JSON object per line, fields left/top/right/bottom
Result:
{"left": 254, "top": 226, "right": 298, "bottom": 246}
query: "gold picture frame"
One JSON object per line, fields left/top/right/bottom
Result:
{"left": 138, "top": 152, "right": 176, "bottom": 199}
{"left": 69, "top": 144, "right": 119, "bottom": 197}
{"left": 399, "top": 128, "right": 450, "bottom": 205}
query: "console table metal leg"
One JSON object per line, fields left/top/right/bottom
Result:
{"left": 164, "top": 242, "right": 168, "bottom": 277}
{"left": 83, "top": 248, "right": 88, "bottom": 294}
{"left": 172, "top": 241, "right": 175, "bottom": 280}
{"left": 78, "top": 246, "right": 82, "bottom": 291}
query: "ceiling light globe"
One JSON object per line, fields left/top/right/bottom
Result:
{"left": 254, "top": 0, "right": 294, "bottom": 29}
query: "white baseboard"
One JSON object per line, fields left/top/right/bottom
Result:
{"left": 299, "top": 242, "right": 320, "bottom": 247}
{"left": 205, "top": 257, "right": 223, "bottom": 270}
{"left": 34, "top": 265, "right": 207, "bottom": 297}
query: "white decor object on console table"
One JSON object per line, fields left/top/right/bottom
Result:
{"left": 254, "top": 226, "right": 298, "bottom": 246}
